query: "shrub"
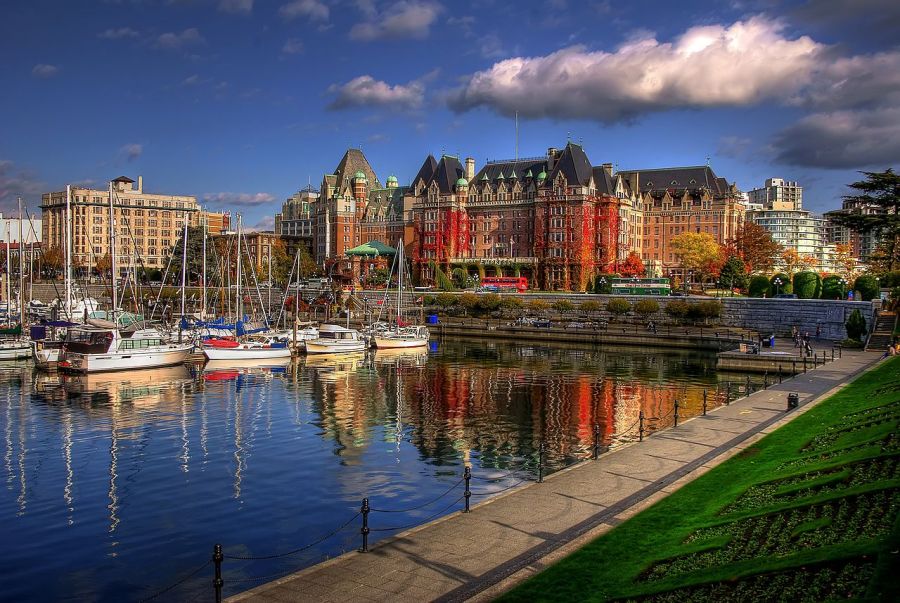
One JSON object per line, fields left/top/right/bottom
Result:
{"left": 579, "top": 300, "right": 602, "bottom": 313}
{"left": 748, "top": 275, "right": 771, "bottom": 298}
{"left": 876, "top": 271, "right": 900, "bottom": 288}
{"left": 553, "top": 299, "right": 575, "bottom": 313}
{"left": 792, "top": 271, "right": 822, "bottom": 299}
{"left": 853, "top": 275, "right": 880, "bottom": 301}
{"left": 845, "top": 309, "right": 867, "bottom": 342}
{"left": 820, "top": 275, "right": 844, "bottom": 300}
{"left": 633, "top": 299, "right": 660, "bottom": 318}
{"left": 770, "top": 273, "right": 792, "bottom": 296}
{"left": 435, "top": 292, "right": 456, "bottom": 308}
{"left": 665, "top": 300, "right": 690, "bottom": 322}
{"left": 457, "top": 292, "right": 479, "bottom": 311}
{"left": 422, "top": 295, "right": 436, "bottom": 306}
{"left": 606, "top": 298, "right": 631, "bottom": 320}
{"left": 499, "top": 296, "right": 525, "bottom": 310}
{"left": 477, "top": 293, "right": 501, "bottom": 312}
{"left": 688, "top": 300, "right": 722, "bottom": 322}
{"left": 528, "top": 299, "right": 550, "bottom": 312}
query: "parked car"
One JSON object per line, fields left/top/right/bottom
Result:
{"left": 774, "top": 293, "right": 798, "bottom": 299}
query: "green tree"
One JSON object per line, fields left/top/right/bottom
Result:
{"left": 579, "top": 300, "right": 602, "bottom": 313}
{"left": 593, "top": 274, "right": 614, "bottom": 294}
{"left": 457, "top": 292, "right": 479, "bottom": 312}
{"left": 829, "top": 169, "right": 900, "bottom": 271}
{"left": 717, "top": 255, "right": 748, "bottom": 291}
{"left": 553, "top": 299, "right": 575, "bottom": 313}
{"left": 792, "top": 271, "right": 822, "bottom": 299}
{"left": 853, "top": 274, "right": 880, "bottom": 301}
{"left": 606, "top": 298, "right": 631, "bottom": 320}
{"left": 477, "top": 293, "right": 502, "bottom": 312}
{"left": 671, "top": 232, "right": 721, "bottom": 288}
{"left": 769, "top": 272, "right": 792, "bottom": 296}
{"left": 845, "top": 309, "right": 867, "bottom": 342}
{"left": 748, "top": 275, "right": 771, "bottom": 298}
{"left": 820, "top": 275, "right": 844, "bottom": 300}
{"left": 435, "top": 292, "right": 456, "bottom": 307}
{"left": 634, "top": 299, "right": 660, "bottom": 319}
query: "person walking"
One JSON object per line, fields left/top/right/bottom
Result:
{"left": 816, "top": 325, "right": 821, "bottom": 340}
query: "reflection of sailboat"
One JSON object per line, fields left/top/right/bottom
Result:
{"left": 63, "top": 365, "right": 191, "bottom": 400}
{"left": 204, "top": 357, "right": 290, "bottom": 375}
{"left": 303, "top": 351, "right": 365, "bottom": 380}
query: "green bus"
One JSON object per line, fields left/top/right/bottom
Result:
{"left": 610, "top": 277, "right": 671, "bottom": 296}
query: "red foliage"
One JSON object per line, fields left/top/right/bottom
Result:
{"left": 619, "top": 252, "right": 646, "bottom": 277}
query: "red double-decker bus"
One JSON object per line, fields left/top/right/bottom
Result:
{"left": 479, "top": 276, "right": 528, "bottom": 293}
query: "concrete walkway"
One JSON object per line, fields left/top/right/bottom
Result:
{"left": 229, "top": 350, "right": 879, "bottom": 603}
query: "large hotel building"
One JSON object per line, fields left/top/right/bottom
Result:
{"left": 308, "top": 144, "right": 747, "bottom": 290}
{"left": 41, "top": 176, "right": 227, "bottom": 271}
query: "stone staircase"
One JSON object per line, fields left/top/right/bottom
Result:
{"left": 866, "top": 311, "right": 896, "bottom": 352}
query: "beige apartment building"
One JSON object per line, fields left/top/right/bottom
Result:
{"left": 41, "top": 176, "right": 200, "bottom": 271}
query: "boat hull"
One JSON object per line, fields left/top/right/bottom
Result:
{"left": 372, "top": 336, "right": 428, "bottom": 349}
{"left": 202, "top": 346, "right": 292, "bottom": 360}
{"left": 62, "top": 345, "right": 193, "bottom": 373}
{"left": 305, "top": 340, "right": 367, "bottom": 354}
{"left": 0, "top": 342, "right": 31, "bottom": 360}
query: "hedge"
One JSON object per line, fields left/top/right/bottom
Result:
{"left": 792, "top": 271, "right": 822, "bottom": 299}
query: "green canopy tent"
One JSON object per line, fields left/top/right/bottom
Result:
{"left": 344, "top": 241, "right": 398, "bottom": 257}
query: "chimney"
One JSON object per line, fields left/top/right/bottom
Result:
{"left": 465, "top": 157, "right": 475, "bottom": 182}
{"left": 137, "top": 175, "right": 143, "bottom": 193}
{"left": 547, "top": 147, "right": 559, "bottom": 172}
{"left": 601, "top": 162, "right": 613, "bottom": 177}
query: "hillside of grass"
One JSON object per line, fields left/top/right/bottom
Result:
{"left": 501, "top": 357, "right": 900, "bottom": 602}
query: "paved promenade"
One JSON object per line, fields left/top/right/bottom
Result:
{"left": 229, "top": 350, "right": 879, "bottom": 603}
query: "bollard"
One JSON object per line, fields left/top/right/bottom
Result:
{"left": 463, "top": 467, "right": 471, "bottom": 513}
{"left": 213, "top": 544, "right": 223, "bottom": 603}
{"left": 792, "top": 360, "right": 796, "bottom": 375}
{"left": 831, "top": 348, "right": 834, "bottom": 362}
{"left": 838, "top": 345, "right": 842, "bottom": 359}
{"left": 702, "top": 389, "right": 707, "bottom": 416}
{"left": 778, "top": 366, "right": 783, "bottom": 384}
{"left": 639, "top": 411, "right": 645, "bottom": 441}
{"left": 726, "top": 381, "right": 731, "bottom": 405}
{"left": 537, "top": 441, "right": 545, "bottom": 483}
{"left": 763, "top": 371, "right": 768, "bottom": 389}
{"left": 803, "top": 357, "right": 807, "bottom": 373}
{"left": 674, "top": 399, "right": 679, "bottom": 427}
{"left": 592, "top": 424, "right": 600, "bottom": 460}
{"left": 822, "top": 351, "right": 826, "bottom": 365}
{"left": 359, "top": 498, "right": 370, "bottom": 553}
{"left": 746, "top": 374, "right": 751, "bottom": 396}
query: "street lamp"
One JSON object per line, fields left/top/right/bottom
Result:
{"left": 774, "top": 277, "right": 783, "bottom": 296}
{"left": 598, "top": 276, "right": 607, "bottom": 293}
{"left": 839, "top": 278, "right": 847, "bottom": 299}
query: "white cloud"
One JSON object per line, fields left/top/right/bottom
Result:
{"left": 31, "top": 64, "right": 59, "bottom": 78}
{"left": 774, "top": 107, "right": 900, "bottom": 169}
{"left": 156, "top": 28, "right": 205, "bottom": 50}
{"left": 328, "top": 75, "right": 424, "bottom": 111}
{"left": 449, "top": 17, "right": 821, "bottom": 122}
{"left": 350, "top": 1, "right": 443, "bottom": 41}
{"left": 282, "top": 38, "right": 304, "bottom": 54}
{"left": 279, "top": 0, "right": 329, "bottom": 21}
{"left": 98, "top": 27, "right": 139, "bottom": 39}
{"left": 120, "top": 143, "right": 143, "bottom": 162}
{"left": 246, "top": 216, "right": 276, "bottom": 232}
{"left": 218, "top": 0, "right": 253, "bottom": 13}
{"left": 203, "top": 192, "right": 276, "bottom": 206}
{"left": 182, "top": 74, "right": 202, "bottom": 86}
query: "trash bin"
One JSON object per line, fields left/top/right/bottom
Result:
{"left": 426, "top": 314, "right": 439, "bottom": 325}
{"left": 787, "top": 392, "right": 799, "bottom": 410}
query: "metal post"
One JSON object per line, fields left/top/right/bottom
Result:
{"left": 702, "top": 389, "right": 707, "bottom": 416}
{"left": 213, "top": 544, "right": 223, "bottom": 603}
{"left": 639, "top": 411, "right": 645, "bottom": 441}
{"left": 792, "top": 359, "right": 796, "bottom": 375}
{"left": 838, "top": 345, "right": 842, "bottom": 358}
{"left": 359, "top": 498, "right": 370, "bottom": 553}
{"left": 746, "top": 374, "right": 751, "bottom": 396}
{"left": 674, "top": 399, "right": 679, "bottom": 427}
{"left": 763, "top": 371, "right": 768, "bottom": 389}
{"left": 592, "top": 424, "right": 600, "bottom": 460}
{"left": 726, "top": 381, "right": 731, "bottom": 405}
{"left": 803, "top": 357, "right": 807, "bottom": 373}
{"left": 463, "top": 467, "right": 471, "bottom": 513}
{"left": 537, "top": 441, "right": 545, "bottom": 483}
{"left": 778, "top": 366, "right": 783, "bottom": 384}
{"left": 831, "top": 348, "right": 834, "bottom": 362}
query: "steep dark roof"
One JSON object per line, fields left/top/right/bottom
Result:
{"left": 592, "top": 167, "right": 616, "bottom": 195}
{"left": 365, "top": 186, "right": 409, "bottom": 221}
{"left": 548, "top": 143, "right": 593, "bottom": 186}
{"left": 471, "top": 159, "right": 547, "bottom": 184}
{"left": 617, "top": 166, "right": 728, "bottom": 195}
{"left": 412, "top": 155, "right": 438, "bottom": 188}
{"left": 431, "top": 155, "right": 464, "bottom": 194}
{"left": 112, "top": 176, "right": 135, "bottom": 183}
{"left": 333, "top": 148, "right": 382, "bottom": 190}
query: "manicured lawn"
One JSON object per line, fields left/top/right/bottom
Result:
{"left": 500, "top": 357, "right": 900, "bottom": 602}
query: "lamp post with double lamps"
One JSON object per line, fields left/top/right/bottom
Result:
{"left": 773, "top": 277, "right": 783, "bottom": 297}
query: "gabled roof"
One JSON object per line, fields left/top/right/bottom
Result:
{"left": 617, "top": 166, "right": 729, "bottom": 195}
{"left": 412, "top": 155, "right": 438, "bottom": 188}
{"left": 112, "top": 176, "right": 134, "bottom": 183}
{"left": 471, "top": 158, "right": 547, "bottom": 184}
{"left": 333, "top": 148, "right": 381, "bottom": 190}
{"left": 548, "top": 143, "right": 593, "bottom": 186}
{"left": 432, "top": 155, "right": 465, "bottom": 194}
{"left": 364, "top": 185, "right": 409, "bottom": 221}
{"left": 592, "top": 166, "right": 616, "bottom": 196}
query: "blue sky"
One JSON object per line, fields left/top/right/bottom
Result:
{"left": 1, "top": 0, "right": 898, "bottom": 229}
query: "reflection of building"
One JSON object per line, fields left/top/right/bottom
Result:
{"left": 41, "top": 176, "right": 200, "bottom": 269}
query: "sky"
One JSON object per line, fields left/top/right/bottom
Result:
{"left": 1, "top": 0, "right": 898, "bottom": 230}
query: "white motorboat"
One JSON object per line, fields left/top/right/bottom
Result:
{"left": 0, "top": 338, "right": 31, "bottom": 360}
{"left": 201, "top": 334, "right": 292, "bottom": 361}
{"left": 305, "top": 324, "right": 366, "bottom": 354}
{"left": 59, "top": 325, "right": 193, "bottom": 373}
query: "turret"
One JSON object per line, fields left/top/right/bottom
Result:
{"left": 353, "top": 170, "right": 368, "bottom": 201}
{"left": 386, "top": 175, "right": 398, "bottom": 189}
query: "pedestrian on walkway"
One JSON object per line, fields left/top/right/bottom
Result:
{"left": 816, "top": 325, "right": 821, "bottom": 340}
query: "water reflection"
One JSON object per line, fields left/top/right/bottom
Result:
{"left": 0, "top": 339, "right": 754, "bottom": 601}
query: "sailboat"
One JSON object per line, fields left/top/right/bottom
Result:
{"left": 202, "top": 215, "right": 291, "bottom": 361}
{"left": 1, "top": 204, "right": 31, "bottom": 360}
{"left": 373, "top": 239, "right": 429, "bottom": 349}
{"left": 59, "top": 180, "right": 193, "bottom": 373}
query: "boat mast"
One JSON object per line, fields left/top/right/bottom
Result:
{"left": 179, "top": 220, "right": 188, "bottom": 321}
{"left": 65, "top": 184, "right": 73, "bottom": 320}
{"left": 201, "top": 216, "right": 207, "bottom": 319}
{"left": 5, "top": 222, "right": 11, "bottom": 326}
{"left": 108, "top": 181, "right": 118, "bottom": 317}
{"left": 18, "top": 197, "right": 25, "bottom": 328}
{"left": 396, "top": 240, "right": 402, "bottom": 330}
{"left": 236, "top": 214, "right": 242, "bottom": 321}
